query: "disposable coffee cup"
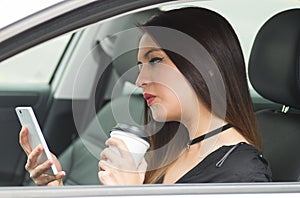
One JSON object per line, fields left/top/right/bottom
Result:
{"left": 109, "top": 124, "right": 150, "bottom": 167}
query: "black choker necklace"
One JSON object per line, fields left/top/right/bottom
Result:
{"left": 187, "top": 123, "right": 232, "bottom": 149}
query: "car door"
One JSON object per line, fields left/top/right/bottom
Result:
{"left": 0, "top": 0, "right": 300, "bottom": 197}
{"left": 0, "top": 0, "right": 174, "bottom": 187}
{"left": 0, "top": 0, "right": 102, "bottom": 186}
{"left": 0, "top": 25, "right": 74, "bottom": 186}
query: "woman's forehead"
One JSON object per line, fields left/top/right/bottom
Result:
{"left": 139, "top": 34, "right": 159, "bottom": 49}
{"left": 138, "top": 34, "right": 167, "bottom": 60}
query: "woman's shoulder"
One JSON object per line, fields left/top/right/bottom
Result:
{"left": 215, "top": 142, "right": 272, "bottom": 181}
{"left": 199, "top": 142, "right": 267, "bottom": 169}
{"left": 215, "top": 142, "right": 266, "bottom": 168}
{"left": 177, "top": 142, "right": 272, "bottom": 183}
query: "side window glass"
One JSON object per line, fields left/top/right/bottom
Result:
{"left": 0, "top": 34, "right": 71, "bottom": 84}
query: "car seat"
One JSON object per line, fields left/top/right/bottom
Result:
{"left": 248, "top": 9, "right": 300, "bottom": 181}
{"left": 58, "top": 93, "right": 144, "bottom": 185}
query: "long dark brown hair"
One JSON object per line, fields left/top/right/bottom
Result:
{"left": 140, "top": 7, "right": 260, "bottom": 184}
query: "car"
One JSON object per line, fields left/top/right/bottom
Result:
{"left": 0, "top": 0, "right": 300, "bottom": 197}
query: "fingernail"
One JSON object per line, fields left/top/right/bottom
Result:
{"left": 38, "top": 145, "right": 43, "bottom": 151}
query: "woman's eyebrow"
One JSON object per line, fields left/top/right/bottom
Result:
{"left": 143, "top": 48, "right": 162, "bottom": 59}
{"left": 137, "top": 48, "right": 162, "bottom": 64}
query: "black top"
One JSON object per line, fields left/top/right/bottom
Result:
{"left": 157, "top": 142, "right": 272, "bottom": 183}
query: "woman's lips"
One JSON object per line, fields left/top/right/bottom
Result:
{"left": 143, "top": 93, "right": 156, "bottom": 106}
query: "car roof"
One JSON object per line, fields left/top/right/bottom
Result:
{"left": 0, "top": 0, "right": 97, "bottom": 42}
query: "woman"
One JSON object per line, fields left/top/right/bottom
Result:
{"left": 19, "top": 7, "right": 272, "bottom": 186}
{"left": 98, "top": 7, "right": 272, "bottom": 184}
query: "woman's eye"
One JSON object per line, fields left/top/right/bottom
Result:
{"left": 149, "top": 57, "right": 163, "bottom": 65}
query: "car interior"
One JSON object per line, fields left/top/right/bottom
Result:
{"left": 248, "top": 8, "right": 300, "bottom": 182}
{"left": 0, "top": 2, "right": 300, "bottom": 187}
{"left": 23, "top": 9, "right": 157, "bottom": 186}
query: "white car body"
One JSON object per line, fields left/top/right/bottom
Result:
{"left": 0, "top": 0, "right": 300, "bottom": 197}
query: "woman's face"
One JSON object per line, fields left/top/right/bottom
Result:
{"left": 136, "top": 34, "right": 199, "bottom": 123}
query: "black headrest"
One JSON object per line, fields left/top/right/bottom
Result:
{"left": 101, "top": 9, "right": 160, "bottom": 83}
{"left": 248, "top": 9, "right": 300, "bottom": 109}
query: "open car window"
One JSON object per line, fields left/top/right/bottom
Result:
{"left": 0, "top": 0, "right": 300, "bottom": 197}
{"left": 0, "top": 33, "right": 71, "bottom": 84}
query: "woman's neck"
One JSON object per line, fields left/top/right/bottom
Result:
{"left": 183, "top": 106, "right": 226, "bottom": 141}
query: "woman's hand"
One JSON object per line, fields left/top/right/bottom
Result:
{"left": 19, "top": 126, "right": 65, "bottom": 186}
{"left": 98, "top": 137, "right": 147, "bottom": 185}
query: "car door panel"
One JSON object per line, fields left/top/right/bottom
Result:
{"left": 0, "top": 85, "right": 51, "bottom": 185}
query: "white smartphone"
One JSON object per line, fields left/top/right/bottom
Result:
{"left": 15, "top": 106, "right": 58, "bottom": 175}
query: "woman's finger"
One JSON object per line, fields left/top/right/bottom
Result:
{"left": 33, "top": 171, "right": 65, "bottom": 186}
{"left": 19, "top": 126, "right": 32, "bottom": 155}
{"left": 98, "top": 170, "right": 113, "bottom": 185}
{"left": 100, "top": 147, "right": 120, "bottom": 164}
{"left": 25, "top": 145, "right": 43, "bottom": 171}
{"left": 33, "top": 174, "right": 56, "bottom": 186}
{"left": 50, "top": 153, "right": 62, "bottom": 171}
{"left": 98, "top": 159, "right": 113, "bottom": 171}
{"left": 29, "top": 159, "right": 54, "bottom": 179}
{"left": 105, "top": 137, "right": 131, "bottom": 158}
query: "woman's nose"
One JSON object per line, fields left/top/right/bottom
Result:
{"left": 135, "top": 65, "right": 150, "bottom": 87}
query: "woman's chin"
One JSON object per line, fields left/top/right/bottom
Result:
{"left": 152, "top": 115, "right": 167, "bottom": 122}
{"left": 150, "top": 104, "right": 168, "bottom": 122}
{"left": 151, "top": 112, "right": 167, "bottom": 122}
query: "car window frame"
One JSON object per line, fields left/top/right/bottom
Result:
{"left": 1, "top": 0, "right": 300, "bottom": 196}
{"left": 0, "top": 0, "right": 176, "bottom": 62}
